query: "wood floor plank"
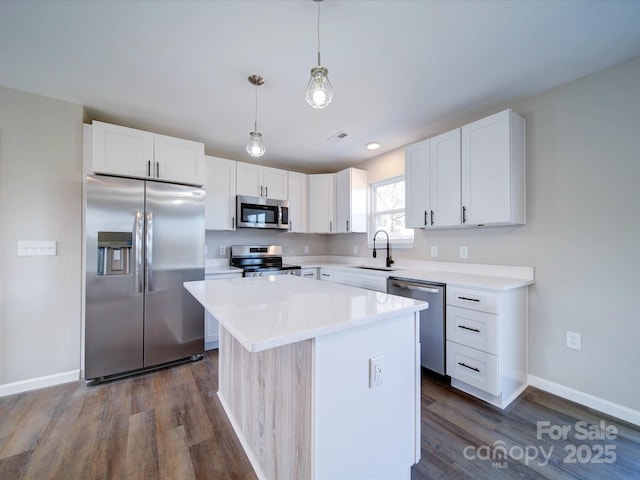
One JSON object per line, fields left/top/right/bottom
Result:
{"left": 125, "top": 409, "right": 159, "bottom": 480}
{"left": 157, "top": 425, "right": 196, "bottom": 480}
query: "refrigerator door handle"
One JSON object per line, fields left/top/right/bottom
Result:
{"left": 145, "top": 211, "right": 154, "bottom": 292}
{"left": 134, "top": 210, "right": 144, "bottom": 293}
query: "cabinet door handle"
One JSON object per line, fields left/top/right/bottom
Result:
{"left": 156, "top": 161, "right": 160, "bottom": 178}
{"left": 430, "top": 210, "right": 434, "bottom": 226}
{"left": 458, "top": 295, "right": 480, "bottom": 303}
{"left": 232, "top": 216, "right": 235, "bottom": 229}
{"left": 346, "top": 220, "right": 349, "bottom": 231}
{"left": 265, "top": 186, "right": 268, "bottom": 197}
{"left": 147, "top": 160, "right": 152, "bottom": 177}
{"left": 329, "top": 221, "right": 332, "bottom": 233}
{"left": 424, "top": 210, "right": 427, "bottom": 226}
{"left": 458, "top": 325, "right": 481, "bottom": 333}
{"left": 462, "top": 206, "right": 467, "bottom": 223}
{"left": 289, "top": 221, "right": 292, "bottom": 232}
{"left": 458, "top": 362, "right": 480, "bottom": 373}
{"left": 260, "top": 185, "right": 263, "bottom": 197}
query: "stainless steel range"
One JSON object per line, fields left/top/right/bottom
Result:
{"left": 230, "top": 245, "right": 301, "bottom": 277}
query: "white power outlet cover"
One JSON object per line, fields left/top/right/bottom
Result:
{"left": 353, "top": 245, "right": 358, "bottom": 255}
{"left": 219, "top": 246, "right": 226, "bottom": 256}
{"left": 369, "top": 355, "right": 384, "bottom": 388}
{"left": 567, "top": 331, "right": 582, "bottom": 350}
{"left": 459, "top": 246, "right": 468, "bottom": 259}
{"left": 431, "top": 246, "right": 438, "bottom": 257}
{"left": 304, "top": 245, "right": 309, "bottom": 254}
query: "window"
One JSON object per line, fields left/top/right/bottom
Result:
{"left": 369, "top": 176, "right": 413, "bottom": 246}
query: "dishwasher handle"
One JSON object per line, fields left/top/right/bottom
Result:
{"left": 388, "top": 279, "right": 442, "bottom": 294}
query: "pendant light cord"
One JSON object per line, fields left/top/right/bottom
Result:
{"left": 254, "top": 84, "right": 258, "bottom": 132}
{"left": 316, "top": 0, "right": 321, "bottom": 66}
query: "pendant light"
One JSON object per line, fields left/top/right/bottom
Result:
{"left": 305, "top": 0, "right": 333, "bottom": 109}
{"left": 246, "top": 75, "right": 266, "bottom": 157}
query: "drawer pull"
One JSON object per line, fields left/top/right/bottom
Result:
{"left": 458, "top": 362, "right": 480, "bottom": 373}
{"left": 458, "top": 296, "right": 480, "bottom": 302}
{"left": 458, "top": 325, "right": 481, "bottom": 333}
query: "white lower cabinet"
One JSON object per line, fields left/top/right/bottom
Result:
{"left": 445, "top": 285, "right": 528, "bottom": 409}
{"left": 300, "top": 268, "right": 318, "bottom": 279}
{"left": 319, "top": 268, "right": 334, "bottom": 281}
{"left": 204, "top": 271, "right": 242, "bottom": 349}
{"left": 331, "top": 270, "right": 387, "bottom": 292}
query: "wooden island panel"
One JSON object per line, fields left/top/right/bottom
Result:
{"left": 218, "top": 326, "right": 312, "bottom": 480}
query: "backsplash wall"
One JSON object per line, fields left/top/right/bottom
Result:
{"left": 205, "top": 230, "right": 330, "bottom": 261}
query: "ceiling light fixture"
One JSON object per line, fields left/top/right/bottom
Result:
{"left": 305, "top": 0, "right": 333, "bottom": 109}
{"left": 246, "top": 75, "right": 266, "bottom": 157}
{"left": 366, "top": 142, "right": 381, "bottom": 150}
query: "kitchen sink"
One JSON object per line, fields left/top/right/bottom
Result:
{"left": 350, "top": 265, "right": 398, "bottom": 272}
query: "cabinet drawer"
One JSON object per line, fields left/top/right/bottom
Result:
{"left": 319, "top": 269, "right": 333, "bottom": 281}
{"left": 446, "top": 306, "right": 498, "bottom": 354}
{"left": 446, "top": 341, "right": 499, "bottom": 395}
{"left": 446, "top": 286, "right": 498, "bottom": 314}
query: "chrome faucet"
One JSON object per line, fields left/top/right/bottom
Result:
{"left": 372, "top": 229, "right": 394, "bottom": 268}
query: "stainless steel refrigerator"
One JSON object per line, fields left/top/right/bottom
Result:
{"left": 85, "top": 175, "right": 205, "bottom": 381}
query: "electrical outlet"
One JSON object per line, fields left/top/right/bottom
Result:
{"left": 567, "top": 331, "right": 582, "bottom": 350}
{"left": 219, "top": 246, "right": 226, "bottom": 256}
{"left": 369, "top": 355, "right": 384, "bottom": 388}
{"left": 459, "top": 246, "right": 468, "bottom": 259}
{"left": 431, "top": 246, "right": 438, "bottom": 257}
{"left": 353, "top": 245, "right": 358, "bottom": 255}
{"left": 304, "top": 245, "right": 309, "bottom": 254}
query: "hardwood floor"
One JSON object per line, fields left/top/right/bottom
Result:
{"left": 1, "top": 351, "right": 638, "bottom": 479}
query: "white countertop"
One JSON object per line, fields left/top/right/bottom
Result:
{"left": 184, "top": 275, "right": 428, "bottom": 352}
{"left": 294, "top": 260, "right": 534, "bottom": 291}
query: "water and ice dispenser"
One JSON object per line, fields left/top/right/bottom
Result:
{"left": 97, "top": 231, "right": 132, "bottom": 275}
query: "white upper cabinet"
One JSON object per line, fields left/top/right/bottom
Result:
{"left": 430, "top": 128, "right": 461, "bottom": 227}
{"left": 204, "top": 156, "right": 236, "bottom": 231}
{"left": 236, "top": 162, "right": 288, "bottom": 200}
{"left": 287, "top": 171, "right": 308, "bottom": 233}
{"left": 308, "top": 174, "right": 336, "bottom": 234}
{"left": 336, "top": 168, "right": 368, "bottom": 233}
{"left": 154, "top": 134, "right": 205, "bottom": 186}
{"left": 405, "top": 131, "right": 461, "bottom": 229}
{"left": 92, "top": 121, "right": 154, "bottom": 179}
{"left": 405, "top": 139, "right": 431, "bottom": 229}
{"left": 461, "top": 109, "right": 525, "bottom": 226}
{"left": 91, "top": 121, "right": 204, "bottom": 185}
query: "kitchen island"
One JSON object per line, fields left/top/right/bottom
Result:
{"left": 184, "top": 275, "right": 428, "bottom": 480}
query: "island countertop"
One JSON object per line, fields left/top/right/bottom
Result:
{"left": 184, "top": 275, "right": 428, "bottom": 353}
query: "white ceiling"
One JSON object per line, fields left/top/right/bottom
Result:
{"left": 1, "top": 1, "right": 640, "bottom": 173}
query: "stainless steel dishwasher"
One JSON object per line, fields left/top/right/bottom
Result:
{"left": 387, "top": 277, "right": 446, "bottom": 375}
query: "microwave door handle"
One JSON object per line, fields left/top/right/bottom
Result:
{"left": 145, "top": 211, "right": 153, "bottom": 292}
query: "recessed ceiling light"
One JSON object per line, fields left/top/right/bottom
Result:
{"left": 366, "top": 142, "right": 381, "bottom": 150}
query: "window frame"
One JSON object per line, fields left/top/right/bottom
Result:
{"left": 367, "top": 175, "right": 414, "bottom": 249}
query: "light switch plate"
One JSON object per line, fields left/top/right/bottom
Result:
{"left": 18, "top": 241, "right": 57, "bottom": 256}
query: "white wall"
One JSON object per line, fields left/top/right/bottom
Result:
{"left": 0, "top": 86, "right": 83, "bottom": 387}
{"left": 330, "top": 56, "right": 640, "bottom": 412}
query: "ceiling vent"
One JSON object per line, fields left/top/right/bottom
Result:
{"left": 327, "top": 131, "right": 348, "bottom": 143}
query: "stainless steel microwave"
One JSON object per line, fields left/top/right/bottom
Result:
{"left": 236, "top": 195, "right": 289, "bottom": 230}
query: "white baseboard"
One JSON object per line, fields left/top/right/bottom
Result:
{"left": 0, "top": 370, "right": 80, "bottom": 397}
{"left": 528, "top": 375, "right": 640, "bottom": 426}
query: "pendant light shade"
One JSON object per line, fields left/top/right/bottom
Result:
{"left": 246, "top": 75, "right": 266, "bottom": 158}
{"left": 306, "top": 65, "right": 333, "bottom": 109}
{"left": 306, "top": 0, "right": 333, "bottom": 109}
{"left": 246, "top": 131, "right": 266, "bottom": 157}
